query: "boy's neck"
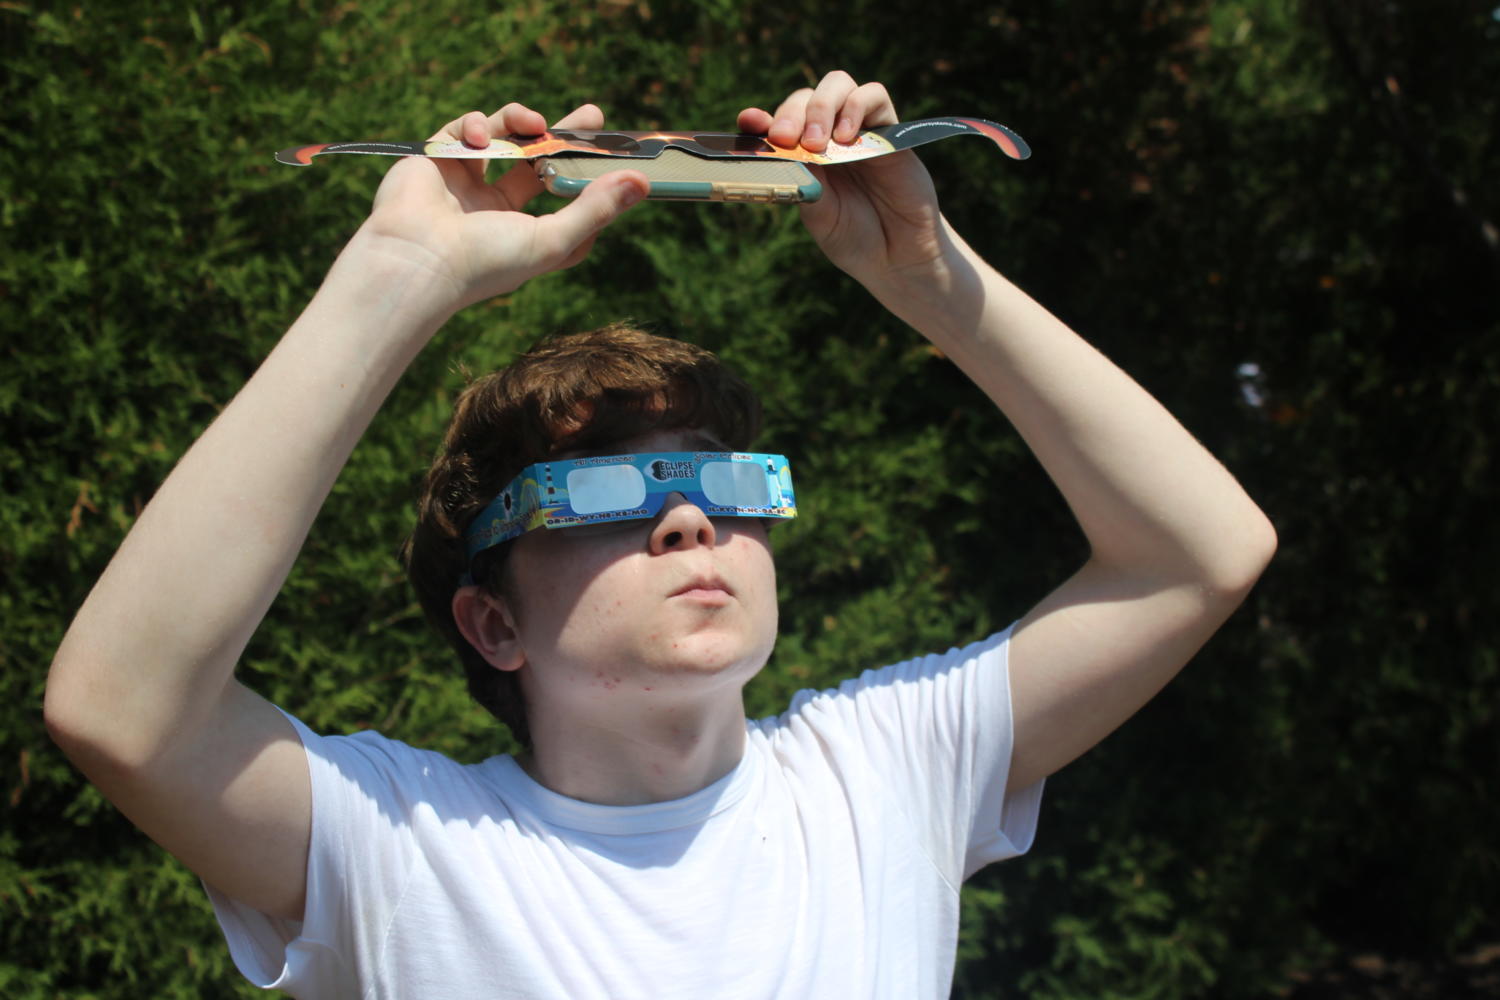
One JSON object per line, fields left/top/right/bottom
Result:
{"left": 517, "top": 693, "right": 749, "bottom": 806}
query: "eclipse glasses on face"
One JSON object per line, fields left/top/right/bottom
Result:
{"left": 465, "top": 452, "right": 797, "bottom": 563}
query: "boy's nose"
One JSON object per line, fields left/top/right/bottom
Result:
{"left": 649, "top": 493, "right": 716, "bottom": 552}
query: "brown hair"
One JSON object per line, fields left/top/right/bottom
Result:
{"left": 402, "top": 324, "right": 762, "bottom": 746}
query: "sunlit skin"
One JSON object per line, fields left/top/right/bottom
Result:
{"left": 452, "top": 428, "right": 780, "bottom": 805}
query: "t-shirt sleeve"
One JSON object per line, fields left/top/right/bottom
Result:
{"left": 776, "top": 626, "right": 1043, "bottom": 886}
{"left": 203, "top": 708, "right": 423, "bottom": 996}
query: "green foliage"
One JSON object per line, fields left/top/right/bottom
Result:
{"left": 4, "top": 0, "right": 1496, "bottom": 996}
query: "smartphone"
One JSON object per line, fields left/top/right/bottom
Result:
{"left": 536, "top": 148, "right": 822, "bottom": 203}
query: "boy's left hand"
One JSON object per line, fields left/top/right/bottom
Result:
{"left": 361, "top": 101, "right": 646, "bottom": 313}
{"left": 737, "top": 72, "right": 950, "bottom": 292}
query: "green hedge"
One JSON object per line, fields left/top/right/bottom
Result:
{"left": 4, "top": 1, "right": 1496, "bottom": 996}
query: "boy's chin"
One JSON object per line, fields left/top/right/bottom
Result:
{"left": 641, "top": 634, "right": 771, "bottom": 682}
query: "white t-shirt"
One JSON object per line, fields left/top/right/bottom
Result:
{"left": 208, "top": 628, "right": 1043, "bottom": 999}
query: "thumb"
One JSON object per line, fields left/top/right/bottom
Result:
{"left": 534, "top": 170, "right": 648, "bottom": 269}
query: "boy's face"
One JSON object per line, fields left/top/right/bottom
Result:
{"left": 498, "top": 427, "right": 780, "bottom": 709}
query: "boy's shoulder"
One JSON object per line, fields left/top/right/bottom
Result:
{"left": 288, "top": 711, "right": 516, "bottom": 811}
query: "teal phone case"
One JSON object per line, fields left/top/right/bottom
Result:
{"left": 538, "top": 148, "right": 822, "bottom": 203}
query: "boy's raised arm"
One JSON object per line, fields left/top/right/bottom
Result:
{"left": 43, "top": 103, "right": 647, "bottom": 921}
{"left": 742, "top": 73, "right": 1277, "bottom": 792}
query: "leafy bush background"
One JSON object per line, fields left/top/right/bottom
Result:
{"left": 3, "top": 1, "right": 1496, "bottom": 996}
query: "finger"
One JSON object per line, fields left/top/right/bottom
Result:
{"left": 425, "top": 110, "right": 495, "bottom": 185}
{"left": 799, "top": 70, "right": 859, "bottom": 151}
{"left": 830, "top": 81, "right": 898, "bottom": 142}
{"left": 735, "top": 107, "right": 774, "bottom": 136}
{"left": 530, "top": 170, "right": 648, "bottom": 269}
{"left": 765, "top": 88, "right": 813, "bottom": 149}
{"left": 552, "top": 102, "right": 605, "bottom": 132}
{"left": 483, "top": 102, "right": 548, "bottom": 140}
{"left": 489, "top": 103, "right": 610, "bottom": 207}
{"left": 429, "top": 105, "right": 546, "bottom": 188}
{"left": 428, "top": 109, "right": 478, "bottom": 144}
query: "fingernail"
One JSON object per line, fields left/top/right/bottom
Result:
{"left": 772, "top": 118, "right": 793, "bottom": 137}
{"left": 836, "top": 117, "right": 855, "bottom": 141}
{"left": 804, "top": 122, "right": 825, "bottom": 143}
{"left": 621, "top": 183, "right": 644, "bottom": 207}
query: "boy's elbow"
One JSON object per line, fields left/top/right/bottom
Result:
{"left": 1210, "top": 507, "right": 1277, "bottom": 599}
{"left": 44, "top": 657, "right": 101, "bottom": 763}
{"left": 1245, "top": 507, "right": 1278, "bottom": 576}
{"left": 43, "top": 651, "right": 141, "bottom": 774}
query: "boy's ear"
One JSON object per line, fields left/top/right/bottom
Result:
{"left": 451, "top": 586, "right": 526, "bottom": 673}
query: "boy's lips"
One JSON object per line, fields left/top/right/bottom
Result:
{"left": 669, "top": 574, "right": 733, "bottom": 599}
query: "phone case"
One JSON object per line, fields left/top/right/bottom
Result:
{"left": 537, "top": 149, "right": 822, "bottom": 203}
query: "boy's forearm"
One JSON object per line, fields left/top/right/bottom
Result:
{"left": 873, "top": 220, "right": 1274, "bottom": 591}
{"left": 47, "top": 230, "right": 454, "bottom": 760}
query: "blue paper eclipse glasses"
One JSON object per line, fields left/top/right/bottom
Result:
{"left": 465, "top": 451, "right": 797, "bottom": 564}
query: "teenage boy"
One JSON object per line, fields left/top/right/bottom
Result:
{"left": 45, "top": 73, "right": 1276, "bottom": 998}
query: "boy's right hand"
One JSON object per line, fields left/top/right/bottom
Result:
{"left": 359, "top": 101, "right": 648, "bottom": 312}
